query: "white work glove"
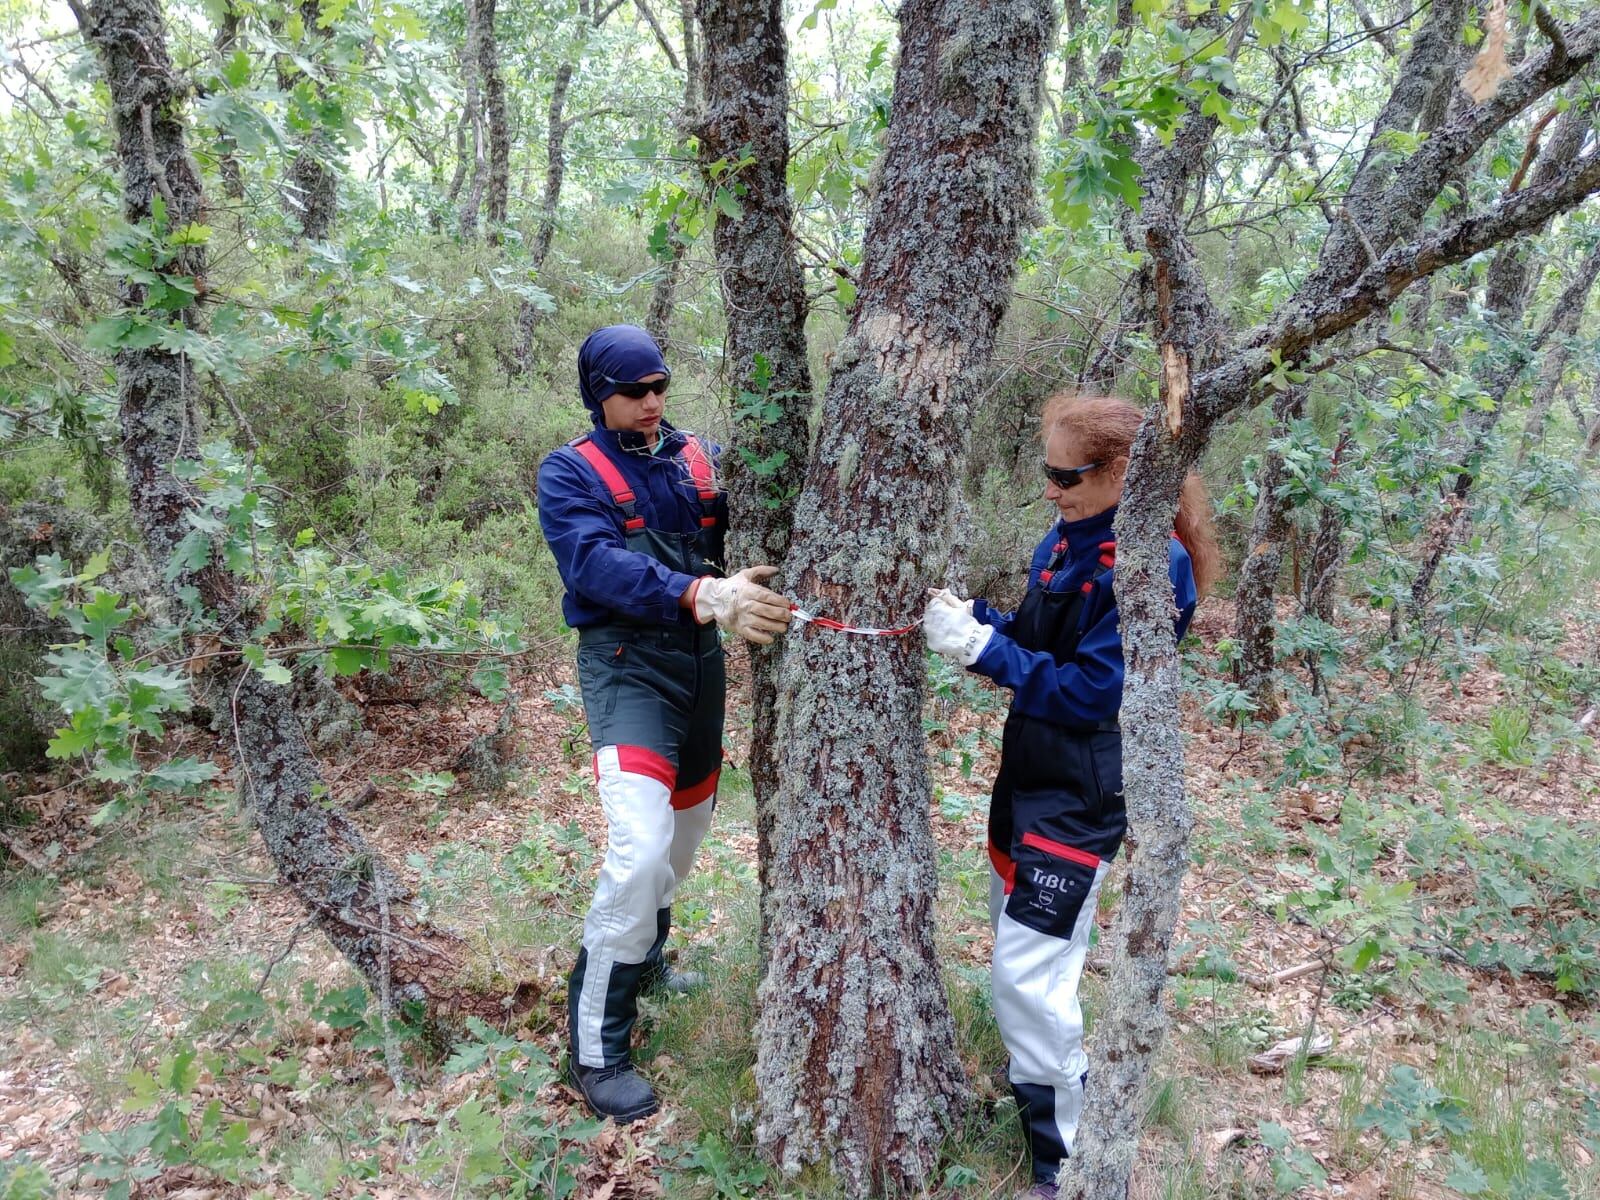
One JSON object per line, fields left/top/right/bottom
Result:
{"left": 923, "top": 588, "right": 993, "bottom": 667}
{"left": 693, "top": 565, "right": 793, "bottom": 646}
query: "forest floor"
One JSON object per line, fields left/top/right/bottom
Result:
{"left": 1, "top": 595, "right": 1598, "bottom": 1200}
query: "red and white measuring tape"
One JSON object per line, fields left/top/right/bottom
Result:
{"left": 789, "top": 603, "right": 923, "bottom": 637}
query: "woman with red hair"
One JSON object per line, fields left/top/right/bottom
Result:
{"left": 924, "top": 394, "right": 1219, "bottom": 1197}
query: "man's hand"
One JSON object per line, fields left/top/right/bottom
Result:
{"left": 693, "top": 566, "right": 794, "bottom": 645}
{"left": 923, "top": 588, "right": 993, "bottom": 666}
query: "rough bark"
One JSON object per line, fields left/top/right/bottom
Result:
{"left": 1518, "top": 239, "right": 1600, "bottom": 458}
{"left": 278, "top": 0, "right": 336, "bottom": 242}
{"left": 72, "top": 0, "right": 525, "bottom": 1025}
{"left": 755, "top": 1, "right": 1056, "bottom": 1192}
{"left": 696, "top": 0, "right": 816, "bottom": 948}
{"left": 480, "top": 0, "right": 510, "bottom": 236}
{"left": 1063, "top": 12, "right": 1600, "bottom": 1200}
{"left": 457, "top": 0, "right": 487, "bottom": 239}
{"left": 1232, "top": 387, "right": 1306, "bottom": 719}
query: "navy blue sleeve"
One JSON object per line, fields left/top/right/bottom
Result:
{"left": 971, "top": 538, "right": 1198, "bottom": 726}
{"left": 536, "top": 450, "right": 700, "bottom": 623}
{"left": 973, "top": 598, "right": 1016, "bottom": 639}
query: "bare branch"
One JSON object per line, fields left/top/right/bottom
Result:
{"left": 1506, "top": 105, "right": 1561, "bottom": 192}
{"left": 633, "top": 0, "right": 681, "bottom": 70}
{"left": 1534, "top": 2, "right": 1570, "bottom": 72}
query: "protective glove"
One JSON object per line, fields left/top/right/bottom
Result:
{"left": 693, "top": 565, "right": 793, "bottom": 646}
{"left": 923, "top": 588, "right": 994, "bottom": 667}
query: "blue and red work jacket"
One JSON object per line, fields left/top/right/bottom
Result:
{"left": 970, "top": 505, "right": 1198, "bottom": 727}
{"left": 536, "top": 422, "right": 729, "bottom": 629}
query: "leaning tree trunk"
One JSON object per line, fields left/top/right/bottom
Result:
{"left": 72, "top": 0, "right": 525, "bottom": 1025}
{"left": 696, "top": 0, "right": 815, "bottom": 949}
{"left": 1232, "top": 386, "right": 1306, "bottom": 718}
{"left": 277, "top": 0, "right": 336, "bottom": 242}
{"left": 755, "top": 2, "right": 1056, "bottom": 1192}
{"left": 1518, "top": 240, "right": 1600, "bottom": 460}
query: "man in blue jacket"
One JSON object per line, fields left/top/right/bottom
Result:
{"left": 537, "top": 324, "right": 792, "bottom": 1122}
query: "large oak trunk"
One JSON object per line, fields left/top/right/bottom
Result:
{"left": 755, "top": 2, "right": 1055, "bottom": 1193}
{"left": 74, "top": 0, "right": 526, "bottom": 1030}
{"left": 695, "top": 0, "right": 815, "bottom": 944}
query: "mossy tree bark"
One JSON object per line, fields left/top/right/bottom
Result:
{"left": 72, "top": 0, "right": 527, "bottom": 1027}
{"left": 695, "top": 0, "right": 815, "bottom": 946}
{"left": 277, "top": 0, "right": 336, "bottom": 242}
{"left": 1062, "top": 11, "right": 1600, "bottom": 1199}
{"left": 480, "top": 0, "right": 510, "bottom": 237}
{"left": 754, "top": 1, "right": 1056, "bottom": 1193}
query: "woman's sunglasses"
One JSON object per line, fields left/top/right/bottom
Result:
{"left": 604, "top": 371, "right": 671, "bottom": 400}
{"left": 1043, "top": 460, "right": 1103, "bottom": 489}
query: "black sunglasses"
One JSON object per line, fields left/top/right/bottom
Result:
{"left": 603, "top": 370, "right": 671, "bottom": 400}
{"left": 1043, "top": 460, "right": 1103, "bottom": 489}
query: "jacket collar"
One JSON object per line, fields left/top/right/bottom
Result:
{"left": 589, "top": 420, "right": 687, "bottom": 458}
{"left": 1056, "top": 504, "right": 1117, "bottom": 551}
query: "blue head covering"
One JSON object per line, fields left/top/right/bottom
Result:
{"left": 577, "top": 324, "right": 669, "bottom": 425}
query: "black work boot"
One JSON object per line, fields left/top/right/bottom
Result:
{"left": 641, "top": 961, "right": 705, "bottom": 996}
{"left": 568, "top": 1060, "right": 659, "bottom": 1123}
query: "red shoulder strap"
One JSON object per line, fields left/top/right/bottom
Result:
{"left": 679, "top": 435, "right": 720, "bottom": 530}
{"left": 570, "top": 436, "right": 645, "bottom": 532}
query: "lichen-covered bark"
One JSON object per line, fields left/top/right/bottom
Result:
{"left": 755, "top": 2, "right": 1055, "bottom": 1192}
{"left": 480, "top": 0, "right": 510, "bottom": 236}
{"left": 74, "top": 0, "right": 524, "bottom": 1024}
{"left": 213, "top": 2, "right": 244, "bottom": 200}
{"left": 457, "top": 0, "right": 487, "bottom": 239}
{"left": 1232, "top": 387, "right": 1305, "bottom": 719}
{"left": 695, "top": 0, "right": 816, "bottom": 944}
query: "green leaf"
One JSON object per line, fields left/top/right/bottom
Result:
{"left": 327, "top": 646, "right": 371, "bottom": 676}
{"left": 712, "top": 186, "right": 744, "bottom": 221}
{"left": 84, "top": 315, "right": 134, "bottom": 351}
{"left": 1444, "top": 1153, "right": 1489, "bottom": 1194}
{"left": 148, "top": 757, "right": 220, "bottom": 793}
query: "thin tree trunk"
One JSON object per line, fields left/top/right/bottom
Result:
{"left": 512, "top": 60, "right": 573, "bottom": 371}
{"left": 278, "top": 0, "right": 336, "bottom": 242}
{"left": 480, "top": 0, "right": 509, "bottom": 237}
{"left": 756, "top": 1, "right": 1056, "bottom": 1192}
{"left": 696, "top": 0, "right": 815, "bottom": 952}
{"left": 644, "top": 0, "right": 700, "bottom": 351}
{"left": 72, "top": 0, "right": 526, "bottom": 1026}
{"left": 1232, "top": 386, "right": 1305, "bottom": 719}
{"left": 1409, "top": 95, "right": 1593, "bottom": 624}
{"left": 457, "top": 0, "right": 486, "bottom": 239}
{"left": 213, "top": 2, "right": 244, "bottom": 200}
{"left": 1518, "top": 240, "right": 1600, "bottom": 460}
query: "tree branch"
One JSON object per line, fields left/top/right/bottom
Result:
{"left": 632, "top": 0, "right": 681, "bottom": 70}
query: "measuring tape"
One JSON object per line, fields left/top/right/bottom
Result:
{"left": 790, "top": 604, "right": 923, "bottom": 637}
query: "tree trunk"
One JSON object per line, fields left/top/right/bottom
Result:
{"left": 644, "top": 0, "right": 701, "bottom": 351}
{"left": 696, "top": 0, "right": 816, "bottom": 949}
{"left": 480, "top": 0, "right": 510, "bottom": 237}
{"left": 278, "top": 0, "right": 336, "bottom": 242}
{"left": 512, "top": 59, "right": 573, "bottom": 371}
{"left": 756, "top": 2, "right": 1056, "bottom": 1192}
{"left": 1232, "top": 387, "right": 1305, "bottom": 719}
{"left": 457, "top": 0, "right": 487, "bottom": 239}
{"left": 72, "top": 0, "right": 526, "bottom": 1027}
{"left": 1409, "top": 94, "right": 1592, "bottom": 624}
{"left": 1518, "top": 240, "right": 1600, "bottom": 460}
{"left": 213, "top": 2, "right": 244, "bottom": 200}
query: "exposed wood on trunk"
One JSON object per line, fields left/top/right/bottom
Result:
{"left": 695, "top": 0, "right": 815, "bottom": 949}
{"left": 71, "top": 0, "right": 529, "bottom": 1027}
{"left": 756, "top": 1, "right": 1056, "bottom": 1192}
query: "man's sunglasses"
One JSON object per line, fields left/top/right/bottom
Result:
{"left": 604, "top": 370, "right": 671, "bottom": 400}
{"left": 1043, "top": 460, "right": 1103, "bottom": 489}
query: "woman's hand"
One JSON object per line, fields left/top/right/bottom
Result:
{"left": 923, "top": 588, "right": 993, "bottom": 666}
